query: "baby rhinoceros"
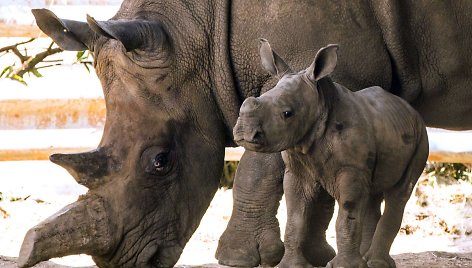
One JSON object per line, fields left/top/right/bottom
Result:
{"left": 233, "top": 40, "right": 429, "bottom": 268}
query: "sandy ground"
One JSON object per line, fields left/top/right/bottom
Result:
{"left": 0, "top": 161, "right": 472, "bottom": 267}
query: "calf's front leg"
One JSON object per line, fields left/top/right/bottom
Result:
{"left": 328, "top": 168, "right": 369, "bottom": 268}
{"left": 278, "top": 170, "right": 313, "bottom": 268}
{"left": 279, "top": 171, "right": 335, "bottom": 268}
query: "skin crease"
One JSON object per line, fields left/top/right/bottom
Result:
{"left": 233, "top": 42, "right": 429, "bottom": 268}
{"left": 22, "top": 1, "right": 472, "bottom": 267}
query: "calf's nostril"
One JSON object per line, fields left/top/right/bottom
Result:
{"left": 250, "top": 129, "right": 264, "bottom": 143}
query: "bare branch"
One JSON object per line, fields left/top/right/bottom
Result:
{"left": 36, "top": 63, "right": 62, "bottom": 70}
{"left": 0, "top": 38, "right": 35, "bottom": 53}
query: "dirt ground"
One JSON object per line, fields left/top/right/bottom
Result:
{"left": 1, "top": 252, "right": 472, "bottom": 268}
{"left": 0, "top": 161, "right": 471, "bottom": 268}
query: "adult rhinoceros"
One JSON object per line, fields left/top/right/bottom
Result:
{"left": 19, "top": 1, "right": 472, "bottom": 268}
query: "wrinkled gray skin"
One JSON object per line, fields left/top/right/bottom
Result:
{"left": 19, "top": 1, "right": 472, "bottom": 268}
{"left": 234, "top": 41, "right": 429, "bottom": 268}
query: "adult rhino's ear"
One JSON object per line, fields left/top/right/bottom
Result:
{"left": 259, "top": 38, "right": 292, "bottom": 78}
{"left": 32, "top": 9, "right": 95, "bottom": 51}
{"left": 87, "top": 16, "right": 169, "bottom": 52}
{"left": 307, "top": 44, "right": 339, "bottom": 82}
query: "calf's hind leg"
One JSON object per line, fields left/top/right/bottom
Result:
{"left": 363, "top": 183, "right": 415, "bottom": 268}
{"left": 360, "top": 194, "right": 382, "bottom": 255}
{"left": 364, "top": 133, "right": 428, "bottom": 268}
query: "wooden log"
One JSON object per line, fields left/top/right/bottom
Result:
{"left": 0, "top": 99, "right": 106, "bottom": 130}
{"left": 427, "top": 152, "right": 472, "bottom": 164}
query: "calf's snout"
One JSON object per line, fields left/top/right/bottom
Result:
{"left": 233, "top": 117, "right": 265, "bottom": 145}
{"left": 234, "top": 97, "right": 266, "bottom": 146}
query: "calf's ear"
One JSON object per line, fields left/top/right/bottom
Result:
{"left": 32, "top": 9, "right": 96, "bottom": 51}
{"left": 307, "top": 44, "right": 339, "bottom": 81}
{"left": 259, "top": 38, "right": 292, "bottom": 78}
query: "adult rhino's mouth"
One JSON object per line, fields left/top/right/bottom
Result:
{"left": 91, "top": 233, "right": 183, "bottom": 268}
{"left": 147, "top": 245, "right": 183, "bottom": 268}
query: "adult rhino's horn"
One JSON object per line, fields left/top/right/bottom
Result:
{"left": 49, "top": 149, "right": 110, "bottom": 189}
{"left": 18, "top": 197, "right": 113, "bottom": 268}
{"left": 86, "top": 15, "right": 169, "bottom": 52}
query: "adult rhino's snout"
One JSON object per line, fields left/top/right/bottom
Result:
{"left": 234, "top": 97, "right": 266, "bottom": 147}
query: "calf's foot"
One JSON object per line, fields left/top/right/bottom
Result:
{"left": 302, "top": 238, "right": 336, "bottom": 267}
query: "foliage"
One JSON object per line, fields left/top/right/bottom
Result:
{"left": 219, "top": 161, "right": 239, "bottom": 189}
{"left": 0, "top": 38, "right": 91, "bottom": 85}
{"left": 424, "top": 162, "right": 471, "bottom": 184}
{"left": 218, "top": 161, "right": 472, "bottom": 190}
{"left": 75, "top": 50, "right": 93, "bottom": 73}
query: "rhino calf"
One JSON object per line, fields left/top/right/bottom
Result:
{"left": 233, "top": 40, "right": 429, "bottom": 268}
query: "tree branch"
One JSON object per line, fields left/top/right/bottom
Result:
{"left": 13, "top": 44, "right": 63, "bottom": 78}
{"left": 0, "top": 38, "right": 35, "bottom": 53}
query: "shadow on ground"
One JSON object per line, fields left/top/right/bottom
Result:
{"left": 2, "top": 252, "right": 472, "bottom": 268}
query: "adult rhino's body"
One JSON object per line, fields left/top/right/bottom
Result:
{"left": 20, "top": 1, "right": 472, "bottom": 268}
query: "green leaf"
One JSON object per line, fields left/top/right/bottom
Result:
{"left": 11, "top": 74, "right": 27, "bottom": 86}
{"left": 0, "top": 65, "right": 13, "bottom": 78}
{"left": 83, "top": 62, "right": 91, "bottom": 73}
{"left": 76, "top": 50, "right": 85, "bottom": 61}
{"left": 31, "top": 69, "right": 43, "bottom": 78}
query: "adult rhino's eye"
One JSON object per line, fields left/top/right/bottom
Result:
{"left": 153, "top": 152, "right": 169, "bottom": 171}
{"left": 282, "top": 111, "right": 293, "bottom": 119}
{"left": 141, "top": 146, "right": 174, "bottom": 176}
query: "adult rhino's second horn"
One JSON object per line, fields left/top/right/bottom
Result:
{"left": 17, "top": 196, "right": 113, "bottom": 268}
{"left": 49, "top": 149, "right": 110, "bottom": 189}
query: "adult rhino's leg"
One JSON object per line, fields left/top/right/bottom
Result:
{"left": 216, "top": 151, "right": 284, "bottom": 267}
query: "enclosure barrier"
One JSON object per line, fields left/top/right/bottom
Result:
{"left": 0, "top": 97, "right": 471, "bottom": 163}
